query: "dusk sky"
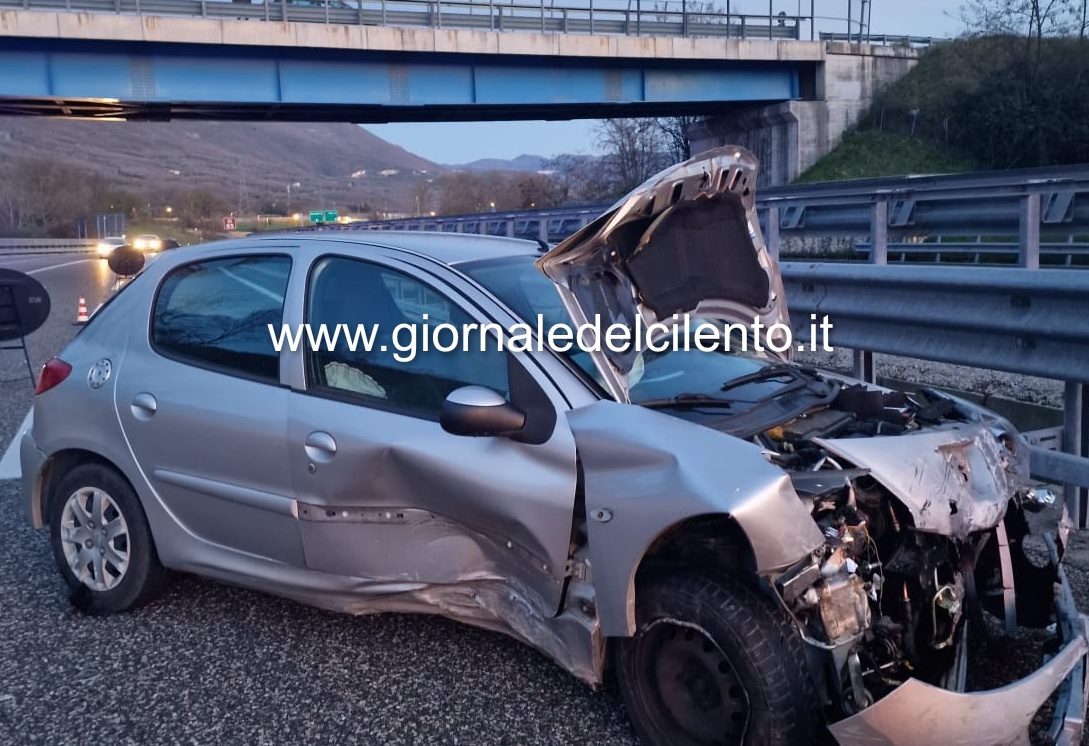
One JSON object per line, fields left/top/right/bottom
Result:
{"left": 364, "top": 0, "right": 965, "bottom": 164}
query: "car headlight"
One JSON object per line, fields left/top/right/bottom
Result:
{"left": 96, "top": 242, "right": 111, "bottom": 256}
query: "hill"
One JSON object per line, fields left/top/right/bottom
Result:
{"left": 798, "top": 36, "right": 1089, "bottom": 182}
{"left": 0, "top": 119, "right": 439, "bottom": 214}
{"left": 452, "top": 154, "right": 551, "bottom": 173}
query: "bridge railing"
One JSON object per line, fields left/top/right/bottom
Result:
{"left": 3, "top": 0, "right": 809, "bottom": 39}
{"left": 818, "top": 31, "right": 937, "bottom": 46}
{"left": 303, "top": 165, "right": 1089, "bottom": 521}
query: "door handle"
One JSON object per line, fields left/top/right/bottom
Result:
{"left": 130, "top": 392, "right": 157, "bottom": 421}
{"left": 304, "top": 431, "right": 337, "bottom": 463}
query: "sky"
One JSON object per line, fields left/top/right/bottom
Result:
{"left": 363, "top": 0, "right": 965, "bottom": 164}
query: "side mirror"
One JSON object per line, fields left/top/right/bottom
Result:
{"left": 440, "top": 386, "right": 525, "bottom": 438}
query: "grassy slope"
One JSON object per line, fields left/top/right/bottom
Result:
{"left": 796, "top": 130, "right": 977, "bottom": 183}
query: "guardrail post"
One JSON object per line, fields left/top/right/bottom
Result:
{"left": 851, "top": 199, "right": 888, "bottom": 383}
{"left": 324, "top": 0, "right": 330, "bottom": 24}
{"left": 1019, "top": 193, "right": 1041, "bottom": 269}
{"left": 589, "top": 0, "right": 594, "bottom": 33}
{"left": 1065, "top": 382, "right": 1089, "bottom": 527}
{"left": 281, "top": 0, "right": 287, "bottom": 22}
{"left": 540, "top": 0, "right": 545, "bottom": 32}
{"left": 201, "top": 0, "right": 207, "bottom": 17}
{"left": 636, "top": 0, "right": 641, "bottom": 35}
{"left": 765, "top": 206, "right": 780, "bottom": 261}
{"left": 870, "top": 198, "right": 888, "bottom": 265}
{"left": 382, "top": 0, "right": 386, "bottom": 25}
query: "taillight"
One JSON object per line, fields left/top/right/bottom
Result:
{"left": 36, "top": 358, "right": 72, "bottom": 395}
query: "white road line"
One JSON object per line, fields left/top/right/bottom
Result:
{"left": 26, "top": 258, "right": 94, "bottom": 275}
{"left": 217, "top": 266, "right": 284, "bottom": 303}
{"left": 0, "top": 408, "right": 32, "bottom": 480}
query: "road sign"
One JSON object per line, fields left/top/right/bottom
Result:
{"left": 107, "top": 246, "right": 145, "bottom": 277}
{"left": 309, "top": 211, "right": 323, "bottom": 223}
{"left": 324, "top": 210, "right": 338, "bottom": 222}
{"left": 0, "top": 269, "right": 50, "bottom": 342}
{"left": 223, "top": 216, "right": 237, "bottom": 231}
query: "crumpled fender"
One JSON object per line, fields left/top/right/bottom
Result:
{"left": 567, "top": 400, "right": 824, "bottom": 637}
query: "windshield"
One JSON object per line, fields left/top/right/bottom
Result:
{"left": 461, "top": 255, "right": 803, "bottom": 412}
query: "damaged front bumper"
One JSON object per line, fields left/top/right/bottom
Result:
{"left": 830, "top": 532, "right": 1089, "bottom": 746}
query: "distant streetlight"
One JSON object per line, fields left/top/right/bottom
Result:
{"left": 165, "top": 206, "right": 173, "bottom": 215}
{"left": 489, "top": 201, "right": 496, "bottom": 212}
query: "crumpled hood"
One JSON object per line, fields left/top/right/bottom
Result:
{"left": 536, "top": 146, "right": 789, "bottom": 400}
{"left": 814, "top": 421, "right": 1030, "bottom": 539}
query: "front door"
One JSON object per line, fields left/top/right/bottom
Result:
{"left": 286, "top": 253, "right": 578, "bottom": 615}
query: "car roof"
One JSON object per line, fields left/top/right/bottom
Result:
{"left": 251, "top": 230, "right": 542, "bottom": 266}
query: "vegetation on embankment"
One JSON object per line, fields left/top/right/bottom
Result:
{"left": 799, "top": 33, "right": 1089, "bottom": 182}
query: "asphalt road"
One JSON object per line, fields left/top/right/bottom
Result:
{"left": 0, "top": 252, "right": 637, "bottom": 745}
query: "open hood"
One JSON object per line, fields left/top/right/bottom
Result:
{"left": 536, "top": 146, "right": 789, "bottom": 400}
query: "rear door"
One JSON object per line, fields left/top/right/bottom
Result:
{"left": 114, "top": 251, "right": 304, "bottom": 565}
{"left": 284, "top": 251, "right": 579, "bottom": 615}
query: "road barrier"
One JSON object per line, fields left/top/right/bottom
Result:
{"left": 0, "top": 238, "right": 97, "bottom": 255}
{"left": 1, "top": 0, "right": 810, "bottom": 40}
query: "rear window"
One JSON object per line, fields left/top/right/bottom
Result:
{"left": 151, "top": 255, "right": 291, "bottom": 382}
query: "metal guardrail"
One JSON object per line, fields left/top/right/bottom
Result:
{"left": 818, "top": 31, "right": 937, "bottom": 46}
{"left": 0, "top": 238, "right": 96, "bottom": 255}
{"left": 2, "top": 0, "right": 810, "bottom": 40}
{"left": 339, "top": 165, "right": 1089, "bottom": 265}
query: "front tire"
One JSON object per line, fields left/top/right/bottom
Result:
{"left": 614, "top": 571, "right": 817, "bottom": 746}
{"left": 49, "top": 462, "right": 168, "bottom": 613}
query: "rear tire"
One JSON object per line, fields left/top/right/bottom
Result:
{"left": 49, "top": 462, "right": 168, "bottom": 613}
{"left": 614, "top": 571, "right": 818, "bottom": 746}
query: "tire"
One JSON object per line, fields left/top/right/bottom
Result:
{"left": 614, "top": 571, "right": 818, "bottom": 746}
{"left": 49, "top": 462, "right": 168, "bottom": 613}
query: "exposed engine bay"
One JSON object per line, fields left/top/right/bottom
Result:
{"left": 759, "top": 378, "right": 1065, "bottom": 720}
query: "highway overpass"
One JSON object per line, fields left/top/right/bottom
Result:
{"left": 0, "top": 3, "right": 918, "bottom": 182}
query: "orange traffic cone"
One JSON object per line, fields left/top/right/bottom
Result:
{"left": 75, "top": 297, "right": 89, "bottom": 324}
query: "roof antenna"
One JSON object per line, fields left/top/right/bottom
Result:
{"left": 535, "top": 237, "right": 549, "bottom": 253}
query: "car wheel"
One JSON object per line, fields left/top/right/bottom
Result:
{"left": 614, "top": 571, "right": 818, "bottom": 746}
{"left": 49, "top": 462, "right": 168, "bottom": 613}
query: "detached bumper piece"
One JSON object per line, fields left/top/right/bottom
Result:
{"left": 830, "top": 533, "right": 1089, "bottom": 746}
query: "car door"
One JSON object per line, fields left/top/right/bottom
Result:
{"left": 114, "top": 251, "right": 304, "bottom": 565}
{"left": 285, "top": 252, "right": 578, "bottom": 616}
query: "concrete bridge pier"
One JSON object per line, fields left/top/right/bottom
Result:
{"left": 688, "top": 43, "right": 920, "bottom": 185}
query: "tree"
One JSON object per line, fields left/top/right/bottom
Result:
{"left": 653, "top": 116, "right": 702, "bottom": 162}
{"left": 594, "top": 119, "right": 671, "bottom": 195}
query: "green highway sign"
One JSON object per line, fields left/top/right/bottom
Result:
{"left": 324, "top": 210, "right": 338, "bottom": 222}
{"left": 308, "top": 211, "right": 323, "bottom": 223}
{"left": 308, "top": 209, "right": 339, "bottom": 223}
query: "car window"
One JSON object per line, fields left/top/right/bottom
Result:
{"left": 306, "top": 256, "right": 509, "bottom": 417}
{"left": 152, "top": 255, "right": 291, "bottom": 382}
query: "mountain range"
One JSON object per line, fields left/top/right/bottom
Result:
{"left": 0, "top": 119, "right": 441, "bottom": 214}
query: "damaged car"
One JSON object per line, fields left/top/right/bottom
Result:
{"left": 22, "top": 146, "right": 1089, "bottom": 745}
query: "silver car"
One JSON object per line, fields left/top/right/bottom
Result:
{"left": 22, "top": 148, "right": 1089, "bottom": 745}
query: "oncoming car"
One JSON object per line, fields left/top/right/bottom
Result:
{"left": 21, "top": 148, "right": 1089, "bottom": 745}
{"left": 95, "top": 236, "right": 125, "bottom": 258}
{"left": 133, "top": 234, "right": 162, "bottom": 252}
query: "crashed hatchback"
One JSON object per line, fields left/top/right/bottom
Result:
{"left": 23, "top": 147, "right": 1089, "bottom": 745}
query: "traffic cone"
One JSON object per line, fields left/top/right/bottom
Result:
{"left": 75, "top": 297, "right": 89, "bottom": 324}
